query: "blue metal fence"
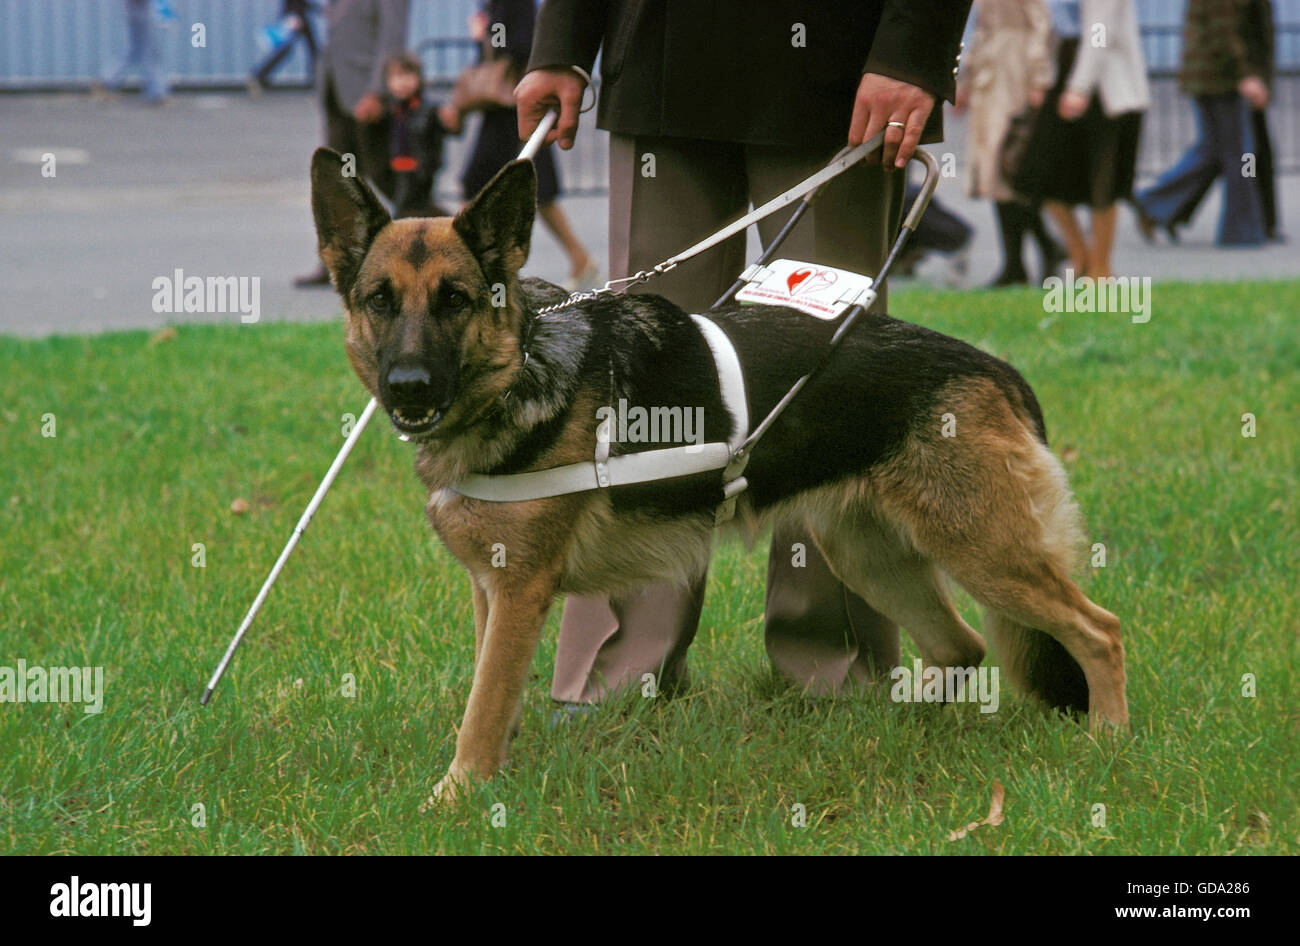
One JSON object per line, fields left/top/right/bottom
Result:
{"left": 0, "top": 0, "right": 483, "bottom": 88}
{"left": 2, "top": 0, "right": 1297, "bottom": 180}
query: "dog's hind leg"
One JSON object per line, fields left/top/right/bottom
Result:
{"left": 871, "top": 382, "right": 1127, "bottom": 727}
{"left": 963, "top": 568, "right": 1125, "bottom": 728}
{"left": 809, "top": 511, "right": 986, "bottom": 676}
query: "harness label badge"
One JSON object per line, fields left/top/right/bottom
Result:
{"left": 735, "top": 258, "right": 875, "bottom": 320}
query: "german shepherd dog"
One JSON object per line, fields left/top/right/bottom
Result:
{"left": 310, "top": 149, "right": 1128, "bottom": 804}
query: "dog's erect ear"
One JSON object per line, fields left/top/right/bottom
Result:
{"left": 310, "top": 147, "right": 391, "bottom": 296}
{"left": 453, "top": 159, "right": 536, "bottom": 280}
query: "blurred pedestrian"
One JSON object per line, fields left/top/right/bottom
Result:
{"left": 1132, "top": 0, "right": 1266, "bottom": 247}
{"left": 441, "top": 0, "right": 597, "bottom": 290}
{"left": 1016, "top": 0, "right": 1149, "bottom": 278}
{"left": 97, "top": 0, "right": 171, "bottom": 104}
{"left": 382, "top": 53, "right": 450, "bottom": 218}
{"left": 1244, "top": 0, "right": 1280, "bottom": 241}
{"left": 249, "top": 0, "right": 320, "bottom": 95}
{"left": 958, "top": 0, "right": 1063, "bottom": 286}
{"left": 296, "top": 0, "right": 408, "bottom": 287}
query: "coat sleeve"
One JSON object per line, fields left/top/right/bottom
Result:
{"left": 526, "top": 0, "right": 610, "bottom": 74}
{"left": 863, "top": 0, "right": 973, "bottom": 104}
{"left": 1203, "top": 0, "right": 1263, "bottom": 81}
{"left": 1066, "top": 0, "right": 1113, "bottom": 96}
{"left": 1027, "top": 0, "right": 1054, "bottom": 91}
{"left": 365, "top": 0, "right": 410, "bottom": 99}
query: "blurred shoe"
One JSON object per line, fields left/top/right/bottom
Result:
{"left": 563, "top": 259, "right": 599, "bottom": 292}
{"left": 1134, "top": 206, "right": 1157, "bottom": 243}
{"left": 942, "top": 246, "right": 970, "bottom": 287}
{"left": 294, "top": 266, "right": 331, "bottom": 288}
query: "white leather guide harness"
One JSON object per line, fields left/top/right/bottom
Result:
{"left": 453, "top": 314, "right": 752, "bottom": 525}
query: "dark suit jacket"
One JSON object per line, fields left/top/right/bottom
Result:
{"left": 527, "top": 0, "right": 970, "bottom": 148}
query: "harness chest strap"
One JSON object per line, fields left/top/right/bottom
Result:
{"left": 452, "top": 315, "right": 750, "bottom": 520}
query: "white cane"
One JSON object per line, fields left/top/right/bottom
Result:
{"left": 201, "top": 111, "right": 560, "bottom": 705}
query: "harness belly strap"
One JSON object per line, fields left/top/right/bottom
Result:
{"left": 451, "top": 315, "right": 750, "bottom": 514}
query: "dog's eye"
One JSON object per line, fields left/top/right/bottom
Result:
{"left": 445, "top": 289, "right": 469, "bottom": 311}
{"left": 368, "top": 290, "right": 391, "bottom": 314}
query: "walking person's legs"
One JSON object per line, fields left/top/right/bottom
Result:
{"left": 1044, "top": 201, "right": 1087, "bottom": 274}
{"left": 105, "top": 0, "right": 149, "bottom": 91}
{"left": 551, "top": 134, "right": 750, "bottom": 705}
{"left": 296, "top": 74, "right": 363, "bottom": 287}
{"left": 1205, "top": 93, "right": 1264, "bottom": 246}
{"left": 990, "top": 201, "right": 1032, "bottom": 285}
{"left": 252, "top": 34, "right": 300, "bottom": 89}
{"left": 137, "top": 1, "right": 167, "bottom": 103}
{"left": 1134, "top": 96, "right": 1223, "bottom": 234}
{"left": 532, "top": 142, "right": 596, "bottom": 285}
{"left": 1087, "top": 203, "right": 1118, "bottom": 278}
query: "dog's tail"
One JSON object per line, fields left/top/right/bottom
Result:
{"left": 985, "top": 611, "right": 1089, "bottom": 715}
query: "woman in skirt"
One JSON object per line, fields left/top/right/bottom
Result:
{"left": 959, "top": 0, "right": 1063, "bottom": 286}
{"left": 1016, "top": 0, "right": 1150, "bottom": 279}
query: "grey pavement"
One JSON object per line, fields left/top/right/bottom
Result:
{"left": 1, "top": 90, "right": 1297, "bottom": 339}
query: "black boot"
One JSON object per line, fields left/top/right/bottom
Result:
{"left": 988, "top": 201, "right": 1030, "bottom": 287}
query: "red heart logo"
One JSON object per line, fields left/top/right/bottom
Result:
{"left": 787, "top": 268, "right": 814, "bottom": 294}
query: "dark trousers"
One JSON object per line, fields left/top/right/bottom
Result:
{"left": 322, "top": 73, "right": 393, "bottom": 199}
{"left": 251, "top": 5, "right": 319, "bottom": 88}
{"left": 550, "top": 134, "right": 905, "bottom": 703}
{"left": 1135, "top": 93, "right": 1265, "bottom": 246}
{"left": 1251, "top": 107, "right": 1277, "bottom": 238}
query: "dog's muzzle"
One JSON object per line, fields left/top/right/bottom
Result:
{"left": 383, "top": 364, "right": 445, "bottom": 438}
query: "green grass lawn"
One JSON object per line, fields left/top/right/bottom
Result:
{"left": 1, "top": 281, "right": 1296, "bottom": 854}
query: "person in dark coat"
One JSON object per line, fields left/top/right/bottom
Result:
{"left": 516, "top": 0, "right": 971, "bottom": 706}
{"left": 296, "top": 0, "right": 409, "bottom": 287}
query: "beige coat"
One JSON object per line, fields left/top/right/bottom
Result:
{"left": 961, "top": 0, "right": 1054, "bottom": 200}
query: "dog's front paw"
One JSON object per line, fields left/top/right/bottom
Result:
{"left": 420, "top": 765, "right": 469, "bottom": 811}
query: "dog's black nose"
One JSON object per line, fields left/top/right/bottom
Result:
{"left": 386, "top": 364, "right": 434, "bottom": 405}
